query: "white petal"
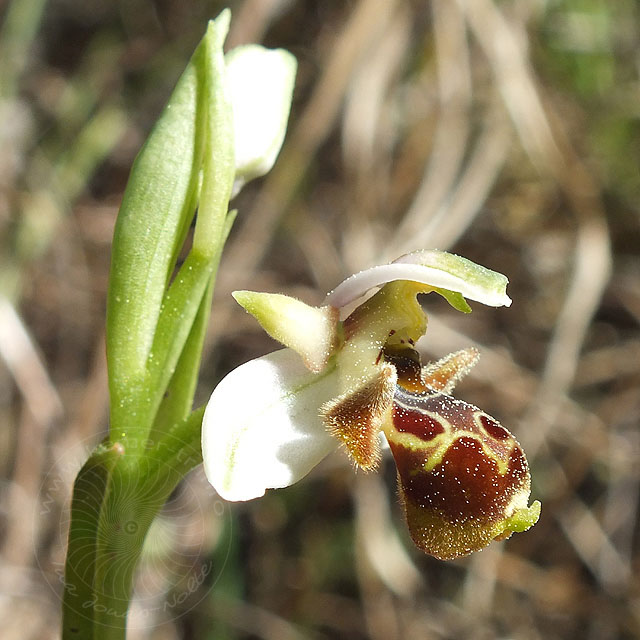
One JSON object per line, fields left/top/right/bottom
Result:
{"left": 202, "top": 349, "right": 340, "bottom": 501}
{"left": 325, "top": 250, "right": 511, "bottom": 309}
{"left": 226, "top": 45, "right": 297, "bottom": 196}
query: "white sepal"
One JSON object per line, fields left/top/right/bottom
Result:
{"left": 202, "top": 349, "right": 340, "bottom": 501}
{"left": 226, "top": 45, "right": 297, "bottom": 196}
{"left": 325, "top": 249, "right": 511, "bottom": 309}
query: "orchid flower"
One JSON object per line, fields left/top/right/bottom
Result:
{"left": 202, "top": 250, "right": 540, "bottom": 560}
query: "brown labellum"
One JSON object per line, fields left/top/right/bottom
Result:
{"left": 383, "top": 347, "right": 540, "bottom": 560}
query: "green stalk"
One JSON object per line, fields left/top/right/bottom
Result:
{"left": 149, "top": 209, "right": 237, "bottom": 443}
{"left": 89, "top": 409, "right": 205, "bottom": 638}
{"left": 61, "top": 408, "right": 204, "bottom": 640}
{"left": 61, "top": 441, "right": 125, "bottom": 639}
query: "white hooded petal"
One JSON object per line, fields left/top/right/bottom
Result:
{"left": 202, "top": 348, "right": 340, "bottom": 501}
{"left": 325, "top": 249, "right": 511, "bottom": 309}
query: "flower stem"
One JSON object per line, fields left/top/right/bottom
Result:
{"left": 62, "top": 408, "right": 204, "bottom": 640}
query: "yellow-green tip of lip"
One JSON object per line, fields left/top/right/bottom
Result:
{"left": 505, "top": 500, "right": 541, "bottom": 533}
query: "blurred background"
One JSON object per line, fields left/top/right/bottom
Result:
{"left": 1, "top": 0, "right": 639, "bottom": 638}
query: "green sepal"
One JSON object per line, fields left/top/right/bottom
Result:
{"left": 413, "top": 250, "right": 511, "bottom": 307}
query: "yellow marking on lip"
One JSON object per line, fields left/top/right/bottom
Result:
{"left": 387, "top": 389, "right": 517, "bottom": 475}
{"left": 385, "top": 421, "right": 515, "bottom": 476}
